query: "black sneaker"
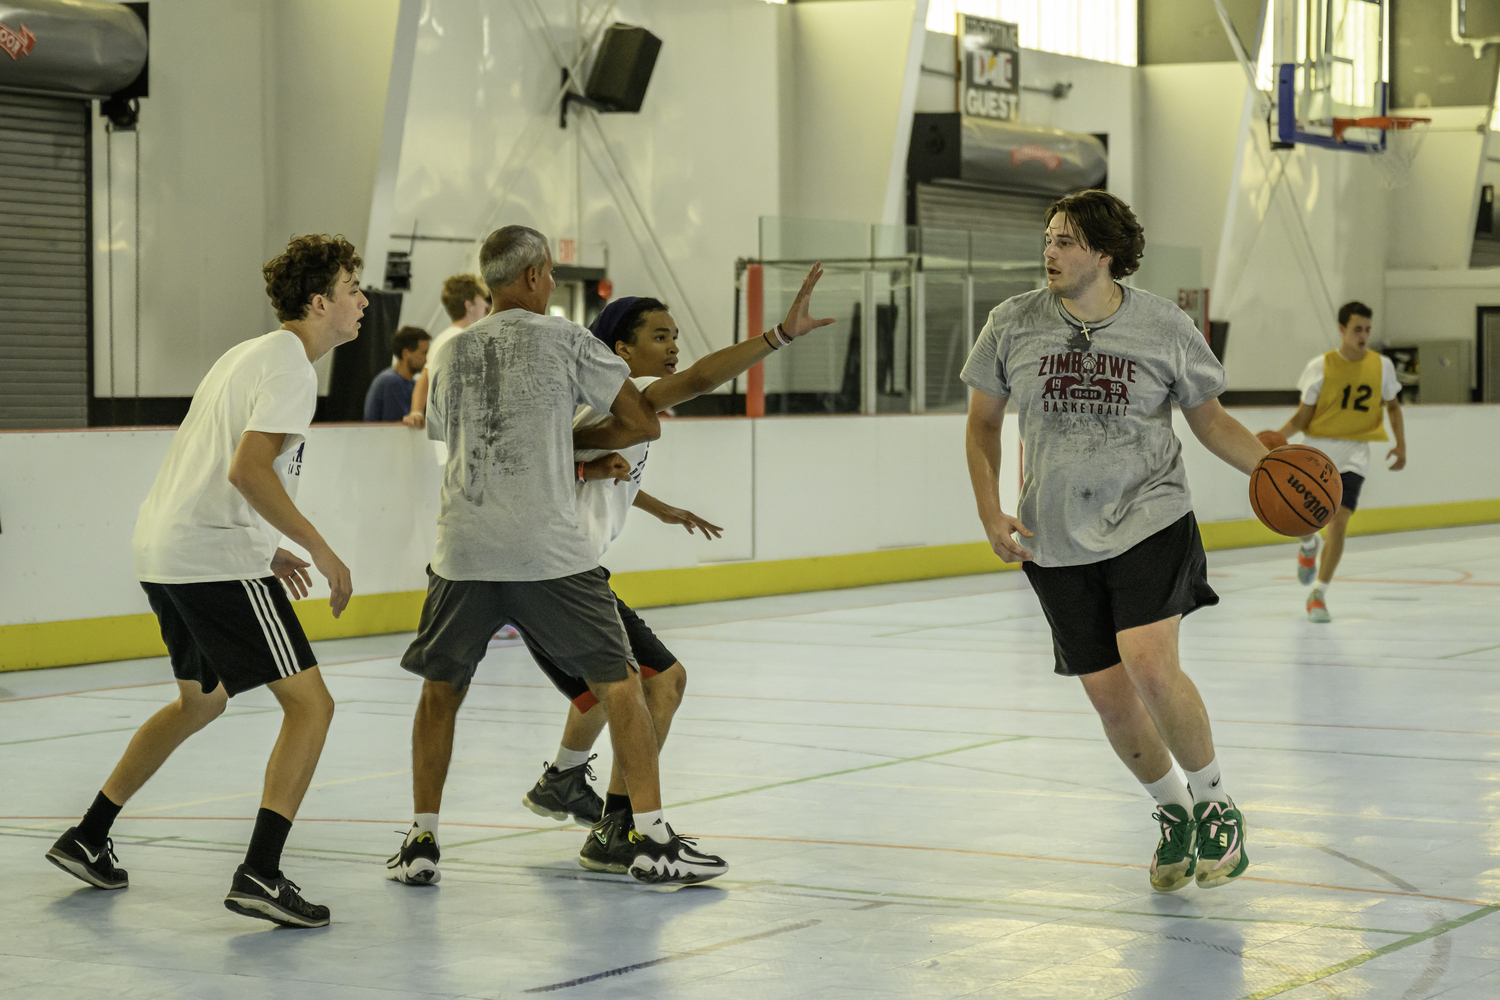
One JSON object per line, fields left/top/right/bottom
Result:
{"left": 577, "top": 811, "right": 634, "bottom": 875}
{"left": 521, "top": 757, "right": 602, "bottom": 825}
{"left": 224, "top": 864, "right": 330, "bottom": 928}
{"left": 386, "top": 830, "right": 441, "bottom": 885}
{"left": 627, "top": 825, "right": 728, "bottom": 885}
{"left": 45, "top": 827, "right": 128, "bottom": 890}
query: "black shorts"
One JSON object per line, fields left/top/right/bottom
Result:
{"left": 1339, "top": 472, "right": 1364, "bottom": 512}
{"left": 400, "top": 566, "right": 636, "bottom": 692}
{"left": 1020, "top": 512, "right": 1219, "bottom": 677}
{"left": 530, "top": 584, "right": 679, "bottom": 712}
{"left": 141, "top": 578, "right": 317, "bottom": 698}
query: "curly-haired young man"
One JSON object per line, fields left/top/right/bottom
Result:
{"left": 45, "top": 235, "right": 365, "bottom": 929}
{"left": 961, "top": 191, "right": 1269, "bottom": 894}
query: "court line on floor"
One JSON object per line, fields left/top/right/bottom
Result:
{"left": 1238, "top": 904, "right": 1500, "bottom": 1000}
{"left": 323, "top": 673, "right": 1500, "bottom": 738}
{"left": 0, "top": 654, "right": 403, "bottom": 704}
{"left": 441, "top": 737, "right": 1030, "bottom": 849}
{"left": 0, "top": 708, "right": 278, "bottom": 746}
{"left": 519, "top": 919, "right": 822, "bottom": 994}
{"left": 1262, "top": 827, "right": 1421, "bottom": 893}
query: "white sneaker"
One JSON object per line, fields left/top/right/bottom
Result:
{"left": 1307, "top": 590, "right": 1331, "bottom": 623}
{"left": 489, "top": 624, "right": 522, "bottom": 646}
{"left": 1296, "top": 537, "right": 1319, "bottom": 585}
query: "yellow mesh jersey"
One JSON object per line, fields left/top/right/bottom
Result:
{"left": 1307, "top": 350, "right": 1388, "bottom": 441}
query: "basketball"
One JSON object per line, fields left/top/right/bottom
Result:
{"left": 1250, "top": 445, "right": 1343, "bottom": 536}
{"left": 1256, "top": 429, "right": 1288, "bottom": 450}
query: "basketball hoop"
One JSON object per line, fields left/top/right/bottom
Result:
{"left": 1330, "top": 116, "right": 1432, "bottom": 189}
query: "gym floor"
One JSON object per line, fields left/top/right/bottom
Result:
{"left": 3, "top": 525, "right": 1498, "bottom": 999}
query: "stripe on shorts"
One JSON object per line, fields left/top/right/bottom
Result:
{"left": 242, "top": 579, "right": 296, "bottom": 678}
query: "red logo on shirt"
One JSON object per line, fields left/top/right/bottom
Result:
{"left": 0, "top": 22, "right": 37, "bottom": 59}
{"left": 1036, "top": 350, "right": 1134, "bottom": 414}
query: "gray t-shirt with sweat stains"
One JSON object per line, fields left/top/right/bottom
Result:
{"left": 960, "top": 286, "right": 1226, "bottom": 567}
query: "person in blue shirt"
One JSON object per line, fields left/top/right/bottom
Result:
{"left": 363, "top": 326, "right": 430, "bottom": 421}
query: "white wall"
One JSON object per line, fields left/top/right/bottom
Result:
{"left": 1385, "top": 269, "right": 1500, "bottom": 348}
{"left": 1386, "top": 107, "right": 1490, "bottom": 271}
{"left": 3, "top": 405, "right": 1497, "bottom": 629}
{"left": 90, "top": 0, "right": 403, "bottom": 399}
{"left": 388, "top": 0, "right": 783, "bottom": 367}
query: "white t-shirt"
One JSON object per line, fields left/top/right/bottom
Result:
{"left": 1295, "top": 352, "right": 1401, "bottom": 476}
{"left": 574, "top": 375, "right": 659, "bottom": 561}
{"left": 133, "top": 330, "right": 318, "bottom": 583}
{"left": 427, "top": 309, "right": 630, "bottom": 581}
{"left": 425, "top": 323, "right": 464, "bottom": 465}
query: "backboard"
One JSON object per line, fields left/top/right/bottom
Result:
{"left": 1270, "top": 0, "right": 1389, "bottom": 152}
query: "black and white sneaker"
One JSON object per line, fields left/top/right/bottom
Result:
{"left": 577, "top": 811, "right": 634, "bottom": 875}
{"left": 45, "top": 827, "right": 128, "bottom": 890}
{"left": 224, "top": 864, "right": 330, "bottom": 928}
{"left": 627, "top": 825, "right": 728, "bottom": 885}
{"left": 386, "top": 830, "right": 441, "bottom": 885}
{"left": 522, "top": 757, "right": 603, "bottom": 825}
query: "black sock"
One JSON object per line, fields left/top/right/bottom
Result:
{"left": 244, "top": 808, "right": 293, "bottom": 877}
{"left": 604, "top": 793, "right": 632, "bottom": 817}
{"left": 77, "top": 791, "right": 123, "bottom": 846}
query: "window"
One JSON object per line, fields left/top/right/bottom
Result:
{"left": 926, "top": 0, "right": 1137, "bottom": 67}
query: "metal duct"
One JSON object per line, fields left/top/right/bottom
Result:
{"left": 0, "top": 1, "right": 147, "bottom": 98}
{"left": 908, "top": 112, "right": 1108, "bottom": 197}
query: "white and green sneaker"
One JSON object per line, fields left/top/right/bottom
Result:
{"left": 1194, "top": 800, "right": 1249, "bottom": 888}
{"left": 1149, "top": 805, "right": 1197, "bottom": 893}
{"left": 1297, "top": 537, "right": 1319, "bottom": 585}
{"left": 1307, "top": 589, "right": 1331, "bottom": 623}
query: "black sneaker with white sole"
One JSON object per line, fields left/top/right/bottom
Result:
{"left": 223, "top": 865, "right": 330, "bottom": 928}
{"left": 627, "top": 825, "right": 728, "bottom": 885}
{"left": 45, "top": 828, "right": 128, "bottom": 890}
{"left": 522, "top": 757, "right": 602, "bottom": 825}
{"left": 386, "top": 831, "right": 441, "bottom": 885}
{"left": 577, "top": 811, "right": 634, "bottom": 875}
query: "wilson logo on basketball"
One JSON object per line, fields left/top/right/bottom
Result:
{"left": 0, "top": 21, "right": 36, "bottom": 59}
{"left": 1283, "top": 473, "right": 1331, "bottom": 523}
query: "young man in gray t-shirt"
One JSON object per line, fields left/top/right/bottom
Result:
{"left": 391, "top": 226, "right": 728, "bottom": 886}
{"left": 961, "top": 191, "right": 1269, "bottom": 894}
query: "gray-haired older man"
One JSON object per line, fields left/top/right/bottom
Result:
{"left": 388, "top": 226, "right": 729, "bottom": 887}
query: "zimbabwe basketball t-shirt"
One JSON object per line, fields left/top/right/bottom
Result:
{"left": 960, "top": 286, "right": 1226, "bottom": 567}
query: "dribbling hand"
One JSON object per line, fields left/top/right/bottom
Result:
{"left": 982, "top": 511, "right": 1034, "bottom": 563}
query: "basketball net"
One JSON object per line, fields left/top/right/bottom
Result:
{"left": 1331, "top": 116, "right": 1433, "bottom": 190}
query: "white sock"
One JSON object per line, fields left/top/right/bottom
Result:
{"left": 634, "top": 809, "right": 670, "bottom": 844}
{"left": 1142, "top": 764, "right": 1194, "bottom": 812}
{"left": 1300, "top": 536, "right": 1318, "bottom": 552}
{"left": 1184, "top": 759, "right": 1230, "bottom": 804}
{"left": 554, "top": 746, "right": 592, "bottom": 770}
{"left": 406, "top": 812, "right": 439, "bottom": 846}
{"left": 1313, "top": 580, "right": 1331, "bottom": 596}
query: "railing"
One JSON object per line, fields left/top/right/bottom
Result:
{"left": 735, "top": 218, "right": 1045, "bottom": 415}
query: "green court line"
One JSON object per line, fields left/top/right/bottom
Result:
{"left": 0, "top": 709, "right": 276, "bottom": 746}
{"left": 1439, "top": 642, "right": 1500, "bottom": 660}
{"left": 441, "top": 736, "right": 1029, "bottom": 849}
{"left": 1238, "top": 904, "right": 1500, "bottom": 1000}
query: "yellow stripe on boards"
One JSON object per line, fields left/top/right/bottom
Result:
{"left": 3, "top": 496, "right": 1498, "bottom": 673}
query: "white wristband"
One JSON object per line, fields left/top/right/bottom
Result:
{"left": 773, "top": 324, "right": 792, "bottom": 347}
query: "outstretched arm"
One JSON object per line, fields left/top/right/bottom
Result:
{"left": 642, "top": 263, "right": 836, "bottom": 411}
{"left": 228, "top": 431, "right": 352, "bottom": 616}
{"left": 1182, "top": 398, "right": 1269, "bottom": 476}
{"left": 1276, "top": 402, "right": 1314, "bottom": 440}
{"left": 573, "top": 378, "right": 661, "bottom": 451}
{"left": 632, "top": 490, "right": 723, "bottom": 539}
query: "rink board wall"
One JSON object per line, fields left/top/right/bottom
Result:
{"left": 3, "top": 405, "right": 1499, "bottom": 671}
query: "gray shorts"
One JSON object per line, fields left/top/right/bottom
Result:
{"left": 400, "top": 566, "right": 636, "bottom": 691}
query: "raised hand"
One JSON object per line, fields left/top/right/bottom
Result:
{"left": 780, "top": 262, "right": 837, "bottom": 340}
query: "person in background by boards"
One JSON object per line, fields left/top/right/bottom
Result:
{"left": 1274, "top": 302, "right": 1406, "bottom": 623}
{"left": 402, "top": 273, "right": 489, "bottom": 430}
{"left": 388, "top": 225, "right": 730, "bottom": 887}
{"left": 45, "top": 235, "right": 363, "bottom": 929}
{"left": 363, "top": 326, "right": 430, "bottom": 422}
{"left": 962, "top": 190, "right": 1269, "bottom": 897}
{"left": 518, "top": 266, "right": 833, "bottom": 876}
